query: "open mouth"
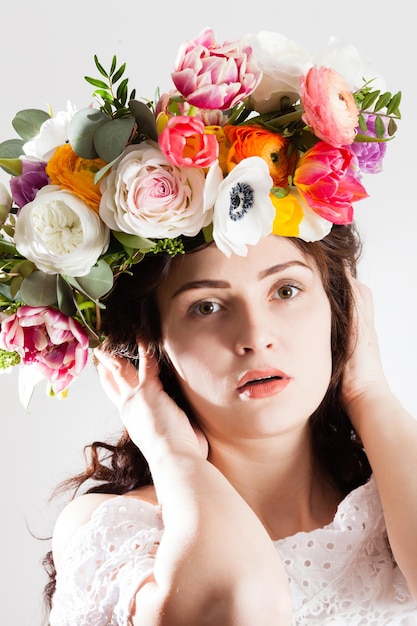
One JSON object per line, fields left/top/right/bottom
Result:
{"left": 242, "top": 375, "right": 282, "bottom": 387}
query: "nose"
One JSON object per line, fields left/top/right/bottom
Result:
{"left": 233, "top": 303, "right": 275, "bottom": 355}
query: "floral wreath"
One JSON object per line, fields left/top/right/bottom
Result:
{"left": 0, "top": 28, "right": 401, "bottom": 407}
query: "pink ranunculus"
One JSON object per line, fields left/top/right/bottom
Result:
{"left": 159, "top": 115, "right": 219, "bottom": 168}
{"left": 300, "top": 66, "right": 359, "bottom": 148}
{"left": 293, "top": 142, "right": 368, "bottom": 224}
{"left": 0, "top": 306, "right": 89, "bottom": 393}
{"left": 171, "top": 27, "right": 261, "bottom": 111}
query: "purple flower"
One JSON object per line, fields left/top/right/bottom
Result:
{"left": 10, "top": 160, "right": 49, "bottom": 208}
{"left": 351, "top": 114, "right": 387, "bottom": 174}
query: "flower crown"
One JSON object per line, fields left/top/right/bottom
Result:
{"left": 0, "top": 28, "right": 401, "bottom": 406}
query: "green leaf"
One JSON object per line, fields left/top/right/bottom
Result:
{"left": 84, "top": 76, "right": 110, "bottom": 90}
{"left": 0, "top": 238, "right": 19, "bottom": 254}
{"left": 10, "top": 275, "right": 23, "bottom": 299}
{"left": 386, "top": 91, "right": 402, "bottom": 116}
{"left": 19, "top": 271, "right": 58, "bottom": 306}
{"left": 57, "top": 276, "right": 77, "bottom": 316}
{"left": 374, "top": 91, "right": 392, "bottom": 112}
{"left": 388, "top": 118, "right": 398, "bottom": 136}
{"left": 93, "top": 89, "right": 114, "bottom": 103}
{"left": 374, "top": 116, "right": 386, "bottom": 139}
{"left": 109, "top": 55, "right": 117, "bottom": 76}
{"left": 12, "top": 109, "right": 51, "bottom": 141}
{"left": 94, "top": 116, "right": 135, "bottom": 162}
{"left": 73, "top": 260, "right": 114, "bottom": 299}
{"left": 112, "top": 230, "right": 156, "bottom": 250}
{"left": 360, "top": 90, "right": 380, "bottom": 111}
{"left": 68, "top": 107, "right": 108, "bottom": 159}
{"left": 112, "top": 63, "right": 126, "bottom": 83}
{"left": 128, "top": 99, "right": 158, "bottom": 141}
{"left": 358, "top": 113, "right": 367, "bottom": 133}
{"left": 0, "top": 139, "right": 25, "bottom": 174}
{"left": 93, "top": 55, "right": 108, "bottom": 78}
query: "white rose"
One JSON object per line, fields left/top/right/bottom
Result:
{"left": 14, "top": 185, "right": 110, "bottom": 276}
{"left": 314, "top": 37, "right": 386, "bottom": 92}
{"left": 23, "top": 101, "right": 77, "bottom": 161}
{"left": 245, "top": 31, "right": 312, "bottom": 114}
{"left": 204, "top": 157, "right": 274, "bottom": 257}
{"left": 99, "top": 141, "right": 209, "bottom": 239}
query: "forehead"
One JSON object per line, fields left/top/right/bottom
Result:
{"left": 164, "top": 235, "right": 317, "bottom": 287}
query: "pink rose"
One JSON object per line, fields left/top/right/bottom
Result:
{"left": 300, "top": 66, "right": 359, "bottom": 147}
{"left": 99, "top": 142, "right": 209, "bottom": 239}
{"left": 159, "top": 116, "right": 219, "bottom": 168}
{"left": 293, "top": 142, "right": 368, "bottom": 224}
{"left": 0, "top": 306, "right": 89, "bottom": 392}
{"left": 171, "top": 27, "right": 261, "bottom": 110}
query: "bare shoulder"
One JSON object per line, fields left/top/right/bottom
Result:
{"left": 52, "top": 485, "right": 157, "bottom": 567}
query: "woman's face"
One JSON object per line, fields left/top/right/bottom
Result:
{"left": 157, "top": 235, "right": 332, "bottom": 441}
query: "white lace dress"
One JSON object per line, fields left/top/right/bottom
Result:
{"left": 50, "top": 476, "right": 417, "bottom": 625}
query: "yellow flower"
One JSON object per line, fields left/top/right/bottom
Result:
{"left": 205, "top": 125, "right": 230, "bottom": 175}
{"left": 270, "top": 189, "right": 303, "bottom": 237}
{"left": 46, "top": 144, "right": 107, "bottom": 213}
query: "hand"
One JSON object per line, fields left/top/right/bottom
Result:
{"left": 341, "top": 276, "right": 390, "bottom": 429}
{"left": 93, "top": 344, "right": 208, "bottom": 465}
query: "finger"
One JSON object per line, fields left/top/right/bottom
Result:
{"left": 94, "top": 347, "right": 139, "bottom": 392}
{"left": 137, "top": 340, "right": 161, "bottom": 387}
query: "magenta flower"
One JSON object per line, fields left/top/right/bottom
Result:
{"left": 171, "top": 27, "right": 261, "bottom": 110}
{"left": 293, "top": 142, "right": 368, "bottom": 224}
{"left": 159, "top": 115, "right": 219, "bottom": 168}
{"left": 9, "top": 160, "right": 49, "bottom": 208}
{"left": 351, "top": 114, "right": 387, "bottom": 174}
{"left": 0, "top": 306, "right": 89, "bottom": 393}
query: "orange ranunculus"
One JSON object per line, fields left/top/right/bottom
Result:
{"left": 205, "top": 125, "right": 230, "bottom": 175}
{"left": 224, "top": 124, "right": 298, "bottom": 188}
{"left": 270, "top": 189, "right": 303, "bottom": 237}
{"left": 46, "top": 144, "right": 107, "bottom": 212}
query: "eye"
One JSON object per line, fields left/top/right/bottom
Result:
{"left": 192, "top": 301, "right": 222, "bottom": 316}
{"left": 273, "top": 284, "right": 300, "bottom": 300}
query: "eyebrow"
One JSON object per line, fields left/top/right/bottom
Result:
{"left": 172, "top": 260, "right": 312, "bottom": 298}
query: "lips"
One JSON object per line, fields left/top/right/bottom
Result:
{"left": 236, "top": 369, "right": 290, "bottom": 399}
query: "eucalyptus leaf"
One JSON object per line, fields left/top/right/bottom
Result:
{"left": 12, "top": 109, "right": 51, "bottom": 141}
{"left": 74, "top": 260, "right": 114, "bottom": 299}
{"left": 112, "top": 230, "right": 156, "bottom": 250}
{"left": 68, "top": 107, "right": 109, "bottom": 159}
{"left": 10, "top": 275, "right": 23, "bottom": 299}
{"left": 19, "top": 271, "right": 58, "bottom": 306}
{"left": 57, "top": 276, "right": 77, "bottom": 316}
{"left": 128, "top": 99, "right": 158, "bottom": 141}
{"left": 94, "top": 116, "right": 135, "bottom": 162}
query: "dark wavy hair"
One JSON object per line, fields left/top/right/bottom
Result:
{"left": 42, "top": 225, "right": 371, "bottom": 618}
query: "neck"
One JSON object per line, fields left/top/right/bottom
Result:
{"left": 206, "top": 425, "right": 341, "bottom": 540}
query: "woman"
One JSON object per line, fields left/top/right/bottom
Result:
{"left": 44, "top": 223, "right": 417, "bottom": 624}
{"left": 0, "top": 26, "right": 414, "bottom": 624}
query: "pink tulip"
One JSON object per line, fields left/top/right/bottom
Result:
{"left": 159, "top": 116, "right": 219, "bottom": 168}
{"left": 0, "top": 306, "right": 89, "bottom": 392}
{"left": 300, "top": 66, "right": 359, "bottom": 148}
{"left": 171, "top": 28, "right": 261, "bottom": 110}
{"left": 293, "top": 142, "right": 368, "bottom": 224}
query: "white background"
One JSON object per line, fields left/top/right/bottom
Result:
{"left": 1, "top": 1, "right": 416, "bottom": 623}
